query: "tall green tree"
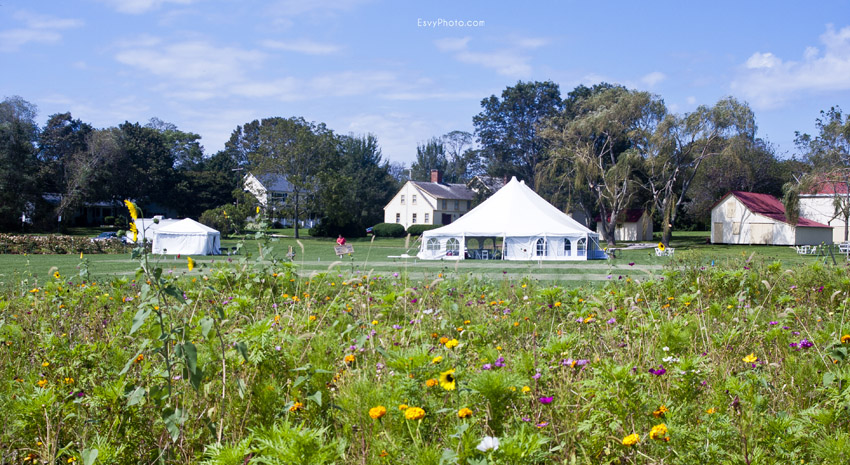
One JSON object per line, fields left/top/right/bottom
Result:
{"left": 117, "top": 122, "right": 176, "bottom": 210}
{"left": 473, "top": 81, "right": 563, "bottom": 188}
{"left": 235, "top": 117, "right": 334, "bottom": 238}
{"left": 639, "top": 97, "right": 756, "bottom": 247}
{"left": 793, "top": 106, "right": 850, "bottom": 240}
{"left": 410, "top": 138, "right": 447, "bottom": 181}
{"left": 442, "top": 130, "right": 482, "bottom": 183}
{"left": 0, "top": 96, "right": 40, "bottom": 230}
{"left": 542, "top": 87, "right": 660, "bottom": 246}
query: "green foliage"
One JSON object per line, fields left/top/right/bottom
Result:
{"left": 371, "top": 222, "right": 406, "bottom": 237}
{"left": 406, "top": 224, "right": 440, "bottom": 236}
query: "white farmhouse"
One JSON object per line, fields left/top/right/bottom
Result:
{"left": 384, "top": 170, "right": 475, "bottom": 229}
{"left": 710, "top": 191, "right": 832, "bottom": 246}
{"left": 798, "top": 180, "right": 850, "bottom": 243}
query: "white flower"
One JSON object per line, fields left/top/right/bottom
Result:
{"left": 662, "top": 356, "right": 679, "bottom": 363}
{"left": 662, "top": 346, "right": 670, "bottom": 352}
{"left": 476, "top": 436, "right": 500, "bottom": 452}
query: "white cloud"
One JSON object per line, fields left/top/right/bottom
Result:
{"left": 0, "top": 11, "right": 83, "bottom": 52}
{"left": 686, "top": 96, "right": 697, "bottom": 105}
{"left": 641, "top": 71, "right": 666, "bottom": 87}
{"left": 733, "top": 24, "right": 850, "bottom": 108}
{"left": 434, "top": 36, "right": 548, "bottom": 78}
{"left": 98, "top": 0, "right": 197, "bottom": 14}
{"left": 261, "top": 39, "right": 341, "bottom": 55}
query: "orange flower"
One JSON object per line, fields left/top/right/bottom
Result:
{"left": 289, "top": 402, "right": 304, "bottom": 412}
{"left": 344, "top": 354, "right": 355, "bottom": 364}
{"left": 404, "top": 407, "right": 425, "bottom": 420}
{"left": 369, "top": 406, "right": 387, "bottom": 419}
{"left": 457, "top": 408, "right": 473, "bottom": 418}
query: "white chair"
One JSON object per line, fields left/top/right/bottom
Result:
{"left": 655, "top": 248, "right": 665, "bottom": 256}
{"left": 481, "top": 249, "right": 489, "bottom": 260}
{"left": 666, "top": 248, "right": 675, "bottom": 256}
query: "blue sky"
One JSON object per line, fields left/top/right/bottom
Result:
{"left": 2, "top": 0, "right": 849, "bottom": 165}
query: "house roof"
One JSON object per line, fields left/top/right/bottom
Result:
{"left": 595, "top": 209, "right": 647, "bottom": 223}
{"left": 717, "top": 191, "right": 830, "bottom": 228}
{"left": 802, "top": 178, "right": 850, "bottom": 195}
{"left": 410, "top": 181, "right": 475, "bottom": 200}
{"left": 253, "top": 173, "right": 293, "bottom": 192}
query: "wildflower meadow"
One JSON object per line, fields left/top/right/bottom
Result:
{"left": 2, "top": 212, "right": 850, "bottom": 464}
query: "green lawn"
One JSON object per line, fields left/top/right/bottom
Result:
{"left": 0, "top": 231, "right": 844, "bottom": 286}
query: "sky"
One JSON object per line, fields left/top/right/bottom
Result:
{"left": 2, "top": 0, "right": 850, "bottom": 165}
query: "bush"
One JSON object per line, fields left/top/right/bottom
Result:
{"left": 103, "top": 216, "right": 115, "bottom": 226}
{"left": 406, "top": 224, "right": 440, "bottom": 236}
{"left": 199, "top": 205, "right": 247, "bottom": 236}
{"left": 0, "top": 234, "right": 134, "bottom": 254}
{"left": 370, "top": 223, "right": 406, "bottom": 237}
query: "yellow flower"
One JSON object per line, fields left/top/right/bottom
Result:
{"left": 42, "top": 361, "right": 50, "bottom": 367}
{"left": 445, "top": 339, "right": 459, "bottom": 349}
{"left": 369, "top": 406, "right": 387, "bottom": 419}
{"left": 425, "top": 378, "right": 439, "bottom": 387}
{"left": 124, "top": 199, "right": 139, "bottom": 221}
{"left": 622, "top": 433, "right": 640, "bottom": 446}
{"left": 308, "top": 315, "right": 316, "bottom": 321}
{"left": 344, "top": 354, "right": 356, "bottom": 364}
{"left": 521, "top": 386, "right": 531, "bottom": 393}
{"left": 463, "top": 320, "right": 471, "bottom": 324}
{"left": 439, "top": 369, "right": 457, "bottom": 391}
{"left": 842, "top": 334, "right": 850, "bottom": 344}
{"left": 134, "top": 354, "right": 144, "bottom": 363}
{"left": 657, "top": 242, "right": 665, "bottom": 251}
{"left": 742, "top": 353, "right": 758, "bottom": 364}
{"left": 129, "top": 222, "right": 138, "bottom": 242}
{"left": 53, "top": 271, "right": 60, "bottom": 279}
{"left": 67, "top": 457, "right": 77, "bottom": 464}
{"left": 404, "top": 407, "right": 425, "bottom": 420}
{"left": 431, "top": 356, "right": 443, "bottom": 364}
{"left": 457, "top": 408, "right": 473, "bottom": 418}
{"left": 372, "top": 320, "right": 379, "bottom": 325}
{"left": 398, "top": 404, "right": 408, "bottom": 410}
{"left": 649, "top": 423, "right": 668, "bottom": 441}
{"left": 706, "top": 407, "right": 716, "bottom": 415}
{"left": 64, "top": 377, "right": 74, "bottom": 384}
{"left": 439, "top": 336, "right": 449, "bottom": 344}
{"left": 187, "top": 257, "right": 195, "bottom": 271}
{"left": 652, "top": 405, "right": 668, "bottom": 418}
{"left": 289, "top": 402, "right": 304, "bottom": 412}
{"left": 37, "top": 379, "right": 48, "bottom": 388}
{"left": 80, "top": 252, "right": 83, "bottom": 259}
{"left": 256, "top": 206, "right": 260, "bottom": 215}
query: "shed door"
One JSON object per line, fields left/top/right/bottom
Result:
{"left": 750, "top": 224, "right": 773, "bottom": 244}
{"left": 712, "top": 223, "right": 723, "bottom": 243}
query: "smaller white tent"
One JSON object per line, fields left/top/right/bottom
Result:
{"left": 153, "top": 218, "right": 221, "bottom": 255}
{"left": 418, "top": 177, "right": 606, "bottom": 261}
{"left": 133, "top": 216, "right": 180, "bottom": 243}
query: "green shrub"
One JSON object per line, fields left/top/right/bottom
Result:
{"left": 406, "top": 224, "right": 440, "bottom": 236}
{"left": 199, "top": 205, "right": 246, "bottom": 236}
{"left": 371, "top": 222, "right": 406, "bottom": 237}
{"left": 103, "top": 216, "right": 115, "bottom": 226}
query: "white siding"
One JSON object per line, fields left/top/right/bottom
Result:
{"left": 383, "top": 182, "right": 438, "bottom": 228}
{"left": 800, "top": 195, "right": 849, "bottom": 242}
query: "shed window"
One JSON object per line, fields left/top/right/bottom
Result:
{"left": 726, "top": 201, "right": 736, "bottom": 218}
{"left": 732, "top": 222, "right": 741, "bottom": 235}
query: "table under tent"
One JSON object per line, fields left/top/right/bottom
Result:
{"left": 416, "top": 177, "right": 606, "bottom": 261}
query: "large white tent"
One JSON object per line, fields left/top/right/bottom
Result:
{"left": 152, "top": 218, "right": 221, "bottom": 255}
{"left": 417, "top": 177, "right": 606, "bottom": 260}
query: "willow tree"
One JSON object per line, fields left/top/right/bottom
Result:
{"left": 639, "top": 97, "right": 756, "bottom": 247}
{"left": 541, "top": 87, "right": 664, "bottom": 246}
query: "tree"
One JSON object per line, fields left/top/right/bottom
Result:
{"left": 146, "top": 117, "right": 204, "bottom": 170}
{"left": 236, "top": 117, "right": 334, "bottom": 238}
{"left": 117, "top": 122, "right": 176, "bottom": 210}
{"left": 473, "top": 81, "right": 563, "bottom": 188}
{"left": 640, "top": 97, "right": 756, "bottom": 247}
{"left": 38, "top": 112, "right": 93, "bottom": 194}
{"left": 312, "top": 134, "right": 395, "bottom": 236}
{"left": 0, "top": 96, "right": 40, "bottom": 230}
{"left": 793, "top": 106, "right": 850, "bottom": 240}
{"left": 541, "top": 87, "right": 660, "bottom": 246}
{"left": 410, "top": 138, "right": 447, "bottom": 181}
{"left": 442, "top": 130, "right": 482, "bottom": 183}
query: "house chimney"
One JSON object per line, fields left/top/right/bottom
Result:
{"left": 430, "top": 169, "right": 443, "bottom": 183}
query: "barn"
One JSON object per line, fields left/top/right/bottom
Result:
{"left": 710, "top": 191, "right": 832, "bottom": 246}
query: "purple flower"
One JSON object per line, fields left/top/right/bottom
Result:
{"left": 607, "top": 317, "right": 616, "bottom": 324}
{"left": 494, "top": 356, "right": 506, "bottom": 368}
{"left": 482, "top": 364, "right": 493, "bottom": 370}
{"left": 561, "top": 358, "right": 573, "bottom": 366}
{"left": 538, "top": 396, "right": 553, "bottom": 404}
{"left": 768, "top": 321, "right": 778, "bottom": 325}
{"left": 800, "top": 339, "right": 813, "bottom": 349}
{"left": 575, "top": 359, "right": 589, "bottom": 366}
{"left": 789, "top": 342, "right": 798, "bottom": 349}
{"left": 275, "top": 345, "right": 281, "bottom": 351}
{"left": 532, "top": 372, "right": 542, "bottom": 380}
{"left": 649, "top": 365, "right": 666, "bottom": 376}
{"left": 629, "top": 262, "right": 635, "bottom": 266}
{"left": 522, "top": 416, "right": 532, "bottom": 422}
{"left": 392, "top": 324, "right": 402, "bottom": 330}
{"left": 536, "top": 422, "right": 549, "bottom": 428}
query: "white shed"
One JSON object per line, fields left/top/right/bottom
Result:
{"left": 710, "top": 191, "right": 832, "bottom": 246}
{"left": 595, "top": 209, "right": 654, "bottom": 242}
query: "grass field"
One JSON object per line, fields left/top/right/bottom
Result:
{"left": 0, "top": 230, "right": 844, "bottom": 288}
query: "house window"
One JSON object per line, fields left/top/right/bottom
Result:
{"left": 564, "top": 239, "right": 571, "bottom": 256}
{"left": 401, "top": 195, "right": 405, "bottom": 205}
{"left": 732, "top": 222, "right": 741, "bottom": 235}
{"left": 454, "top": 200, "right": 459, "bottom": 210}
{"left": 442, "top": 199, "right": 447, "bottom": 210}
{"left": 412, "top": 194, "right": 417, "bottom": 205}
{"left": 726, "top": 201, "right": 736, "bottom": 218}
{"left": 412, "top": 213, "right": 417, "bottom": 224}
{"left": 577, "top": 238, "right": 587, "bottom": 257}
{"left": 426, "top": 238, "right": 440, "bottom": 250}
{"left": 446, "top": 238, "right": 460, "bottom": 255}
{"left": 395, "top": 213, "right": 400, "bottom": 223}
{"left": 424, "top": 213, "right": 430, "bottom": 223}
{"left": 467, "top": 201, "right": 471, "bottom": 210}
{"left": 535, "top": 238, "right": 547, "bottom": 257}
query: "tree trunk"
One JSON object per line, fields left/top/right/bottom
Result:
{"left": 294, "top": 191, "right": 300, "bottom": 239}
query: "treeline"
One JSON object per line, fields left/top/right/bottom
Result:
{"left": 2, "top": 82, "right": 847, "bottom": 241}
